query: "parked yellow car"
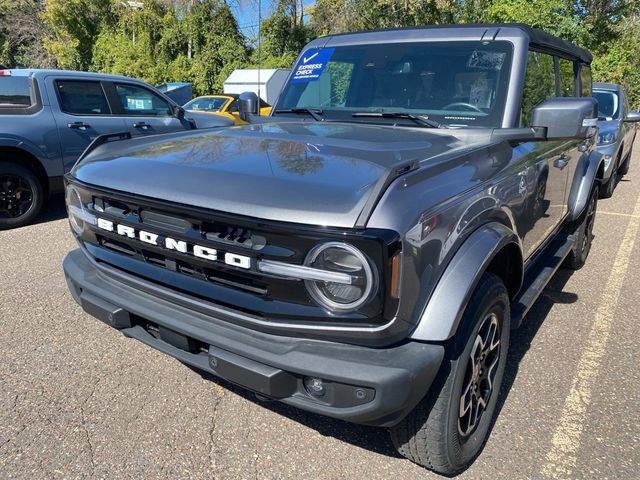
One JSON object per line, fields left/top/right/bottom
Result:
{"left": 183, "top": 94, "right": 271, "bottom": 124}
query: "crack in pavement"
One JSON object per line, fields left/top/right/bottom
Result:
{"left": 208, "top": 386, "right": 225, "bottom": 477}
{"left": 78, "top": 378, "right": 101, "bottom": 475}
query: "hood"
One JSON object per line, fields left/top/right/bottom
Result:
{"left": 72, "top": 122, "right": 470, "bottom": 228}
{"left": 596, "top": 118, "right": 621, "bottom": 134}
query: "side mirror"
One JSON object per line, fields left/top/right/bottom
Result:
{"left": 238, "top": 91, "right": 259, "bottom": 122}
{"left": 173, "top": 105, "right": 185, "bottom": 119}
{"left": 531, "top": 97, "right": 597, "bottom": 140}
{"left": 624, "top": 111, "right": 640, "bottom": 123}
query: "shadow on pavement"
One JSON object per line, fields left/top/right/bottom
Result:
{"left": 32, "top": 194, "right": 67, "bottom": 226}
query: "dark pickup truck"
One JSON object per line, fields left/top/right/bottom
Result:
{"left": 63, "top": 24, "right": 604, "bottom": 474}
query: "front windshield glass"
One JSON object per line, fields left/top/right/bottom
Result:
{"left": 276, "top": 41, "right": 513, "bottom": 127}
{"left": 183, "top": 97, "right": 228, "bottom": 112}
{"left": 593, "top": 90, "right": 619, "bottom": 119}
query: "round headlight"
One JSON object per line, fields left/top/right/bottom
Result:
{"left": 304, "top": 242, "right": 375, "bottom": 312}
{"left": 597, "top": 131, "right": 616, "bottom": 145}
{"left": 66, "top": 185, "right": 95, "bottom": 235}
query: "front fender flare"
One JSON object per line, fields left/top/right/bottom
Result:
{"left": 567, "top": 150, "right": 604, "bottom": 222}
{"left": 410, "top": 222, "right": 521, "bottom": 342}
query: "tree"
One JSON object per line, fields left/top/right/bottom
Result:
{"left": 42, "top": 0, "right": 116, "bottom": 70}
{"left": 0, "top": 0, "right": 53, "bottom": 68}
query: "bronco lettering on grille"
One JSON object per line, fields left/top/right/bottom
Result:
{"left": 96, "top": 217, "right": 252, "bottom": 269}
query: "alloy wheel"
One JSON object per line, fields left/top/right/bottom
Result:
{"left": 458, "top": 312, "right": 501, "bottom": 437}
{"left": 0, "top": 174, "right": 34, "bottom": 219}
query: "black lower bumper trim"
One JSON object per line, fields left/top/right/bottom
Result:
{"left": 64, "top": 248, "right": 444, "bottom": 427}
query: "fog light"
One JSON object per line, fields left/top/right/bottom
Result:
{"left": 303, "top": 377, "right": 326, "bottom": 398}
{"left": 603, "top": 154, "right": 612, "bottom": 170}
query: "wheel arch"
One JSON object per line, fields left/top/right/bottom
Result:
{"left": 410, "top": 222, "right": 523, "bottom": 342}
{"left": 0, "top": 146, "right": 49, "bottom": 196}
{"left": 567, "top": 150, "right": 604, "bottom": 222}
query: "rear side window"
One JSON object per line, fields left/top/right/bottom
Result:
{"left": 521, "top": 51, "right": 556, "bottom": 126}
{"left": 557, "top": 58, "right": 576, "bottom": 97}
{"left": 0, "top": 77, "right": 33, "bottom": 106}
{"left": 580, "top": 65, "right": 592, "bottom": 97}
{"left": 115, "top": 84, "right": 172, "bottom": 116}
{"left": 56, "top": 80, "right": 111, "bottom": 115}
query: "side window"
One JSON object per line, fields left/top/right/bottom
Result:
{"left": 115, "top": 84, "right": 173, "bottom": 116}
{"left": 557, "top": 57, "right": 576, "bottom": 97}
{"left": 580, "top": 65, "right": 592, "bottom": 97}
{"left": 0, "top": 77, "right": 33, "bottom": 106}
{"left": 56, "top": 80, "right": 110, "bottom": 115}
{"left": 227, "top": 99, "right": 239, "bottom": 112}
{"left": 521, "top": 51, "right": 555, "bottom": 126}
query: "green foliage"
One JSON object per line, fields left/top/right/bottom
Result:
{"left": 91, "top": 0, "right": 248, "bottom": 95}
{"left": 42, "top": 0, "right": 117, "bottom": 70}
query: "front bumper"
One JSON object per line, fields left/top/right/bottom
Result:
{"left": 63, "top": 248, "right": 444, "bottom": 427}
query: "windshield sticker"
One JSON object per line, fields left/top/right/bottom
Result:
{"left": 291, "top": 48, "right": 335, "bottom": 83}
{"left": 467, "top": 50, "right": 506, "bottom": 70}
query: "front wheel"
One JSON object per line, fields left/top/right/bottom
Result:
{"left": 390, "top": 273, "right": 510, "bottom": 475}
{"left": 0, "top": 162, "right": 44, "bottom": 230}
{"left": 564, "top": 186, "right": 597, "bottom": 270}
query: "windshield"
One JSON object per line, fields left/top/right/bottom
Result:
{"left": 593, "top": 90, "right": 619, "bottom": 119}
{"left": 183, "top": 96, "right": 229, "bottom": 112}
{"left": 276, "top": 41, "right": 513, "bottom": 127}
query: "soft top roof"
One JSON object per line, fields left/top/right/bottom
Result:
{"left": 315, "top": 23, "right": 592, "bottom": 64}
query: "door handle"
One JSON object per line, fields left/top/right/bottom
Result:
{"left": 68, "top": 122, "right": 91, "bottom": 130}
{"left": 133, "top": 122, "right": 150, "bottom": 130}
{"left": 554, "top": 155, "right": 570, "bottom": 169}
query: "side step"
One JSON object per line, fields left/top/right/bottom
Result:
{"left": 511, "top": 234, "right": 576, "bottom": 329}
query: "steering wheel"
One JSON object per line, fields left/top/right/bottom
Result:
{"left": 442, "top": 102, "right": 483, "bottom": 113}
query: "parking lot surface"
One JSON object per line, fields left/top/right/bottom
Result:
{"left": 1, "top": 139, "right": 639, "bottom": 479}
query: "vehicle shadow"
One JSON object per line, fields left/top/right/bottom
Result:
{"left": 32, "top": 194, "right": 67, "bottom": 225}
{"left": 190, "top": 267, "right": 579, "bottom": 463}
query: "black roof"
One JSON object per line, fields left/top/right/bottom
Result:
{"left": 514, "top": 24, "right": 592, "bottom": 64}
{"left": 318, "top": 23, "right": 592, "bottom": 64}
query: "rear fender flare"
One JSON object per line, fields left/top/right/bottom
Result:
{"left": 567, "top": 150, "right": 604, "bottom": 222}
{"left": 410, "top": 222, "right": 521, "bottom": 342}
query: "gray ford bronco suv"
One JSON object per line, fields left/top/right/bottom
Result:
{"left": 63, "top": 24, "right": 602, "bottom": 474}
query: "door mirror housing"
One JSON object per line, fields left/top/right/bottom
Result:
{"left": 624, "top": 111, "right": 640, "bottom": 123}
{"left": 173, "top": 105, "right": 185, "bottom": 119}
{"left": 238, "top": 91, "right": 259, "bottom": 122}
{"left": 531, "top": 97, "right": 598, "bottom": 140}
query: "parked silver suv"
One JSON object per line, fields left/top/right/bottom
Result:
{"left": 593, "top": 82, "right": 640, "bottom": 197}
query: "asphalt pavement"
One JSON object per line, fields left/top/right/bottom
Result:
{"left": 1, "top": 140, "right": 639, "bottom": 479}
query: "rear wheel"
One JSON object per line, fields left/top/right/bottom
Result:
{"left": 390, "top": 273, "right": 510, "bottom": 475}
{"left": 564, "top": 186, "right": 597, "bottom": 270}
{"left": 0, "top": 162, "right": 44, "bottom": 230}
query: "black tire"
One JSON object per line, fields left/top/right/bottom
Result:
{"left": 599, "top": 154, "right": 619, "bottom": 199}
{"left": 564, "top": 186, "right": 597, "bottom": 270}
{"left": 618, "top": 150, "right": 631, "bottom": 176}
{"left": 0, "top": 161, "right": 44, "bottom": 230}
{"left": 390, "top": 273, "right": 510, "bottom": 475}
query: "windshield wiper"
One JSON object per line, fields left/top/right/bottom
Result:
{"left": 352, "top": 111, "right": 443, "bottom": 128}
{"left": 274, "top": 108, "right": 324, "bottom": 121}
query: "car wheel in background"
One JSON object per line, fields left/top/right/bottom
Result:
{"left": 599, "top": 154, "right": 619, "bottom": 198}
{"left": 564, "top": 186, "right": 597, "bottom": 270}
{"left": 390, "top": 272, "right": 510, "bottom": 476}
{"left": 618, "top": 150, "right": 631, "bottom": 176}
{"left": 0, "top": 162, "right": 44, "bottom": 230}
